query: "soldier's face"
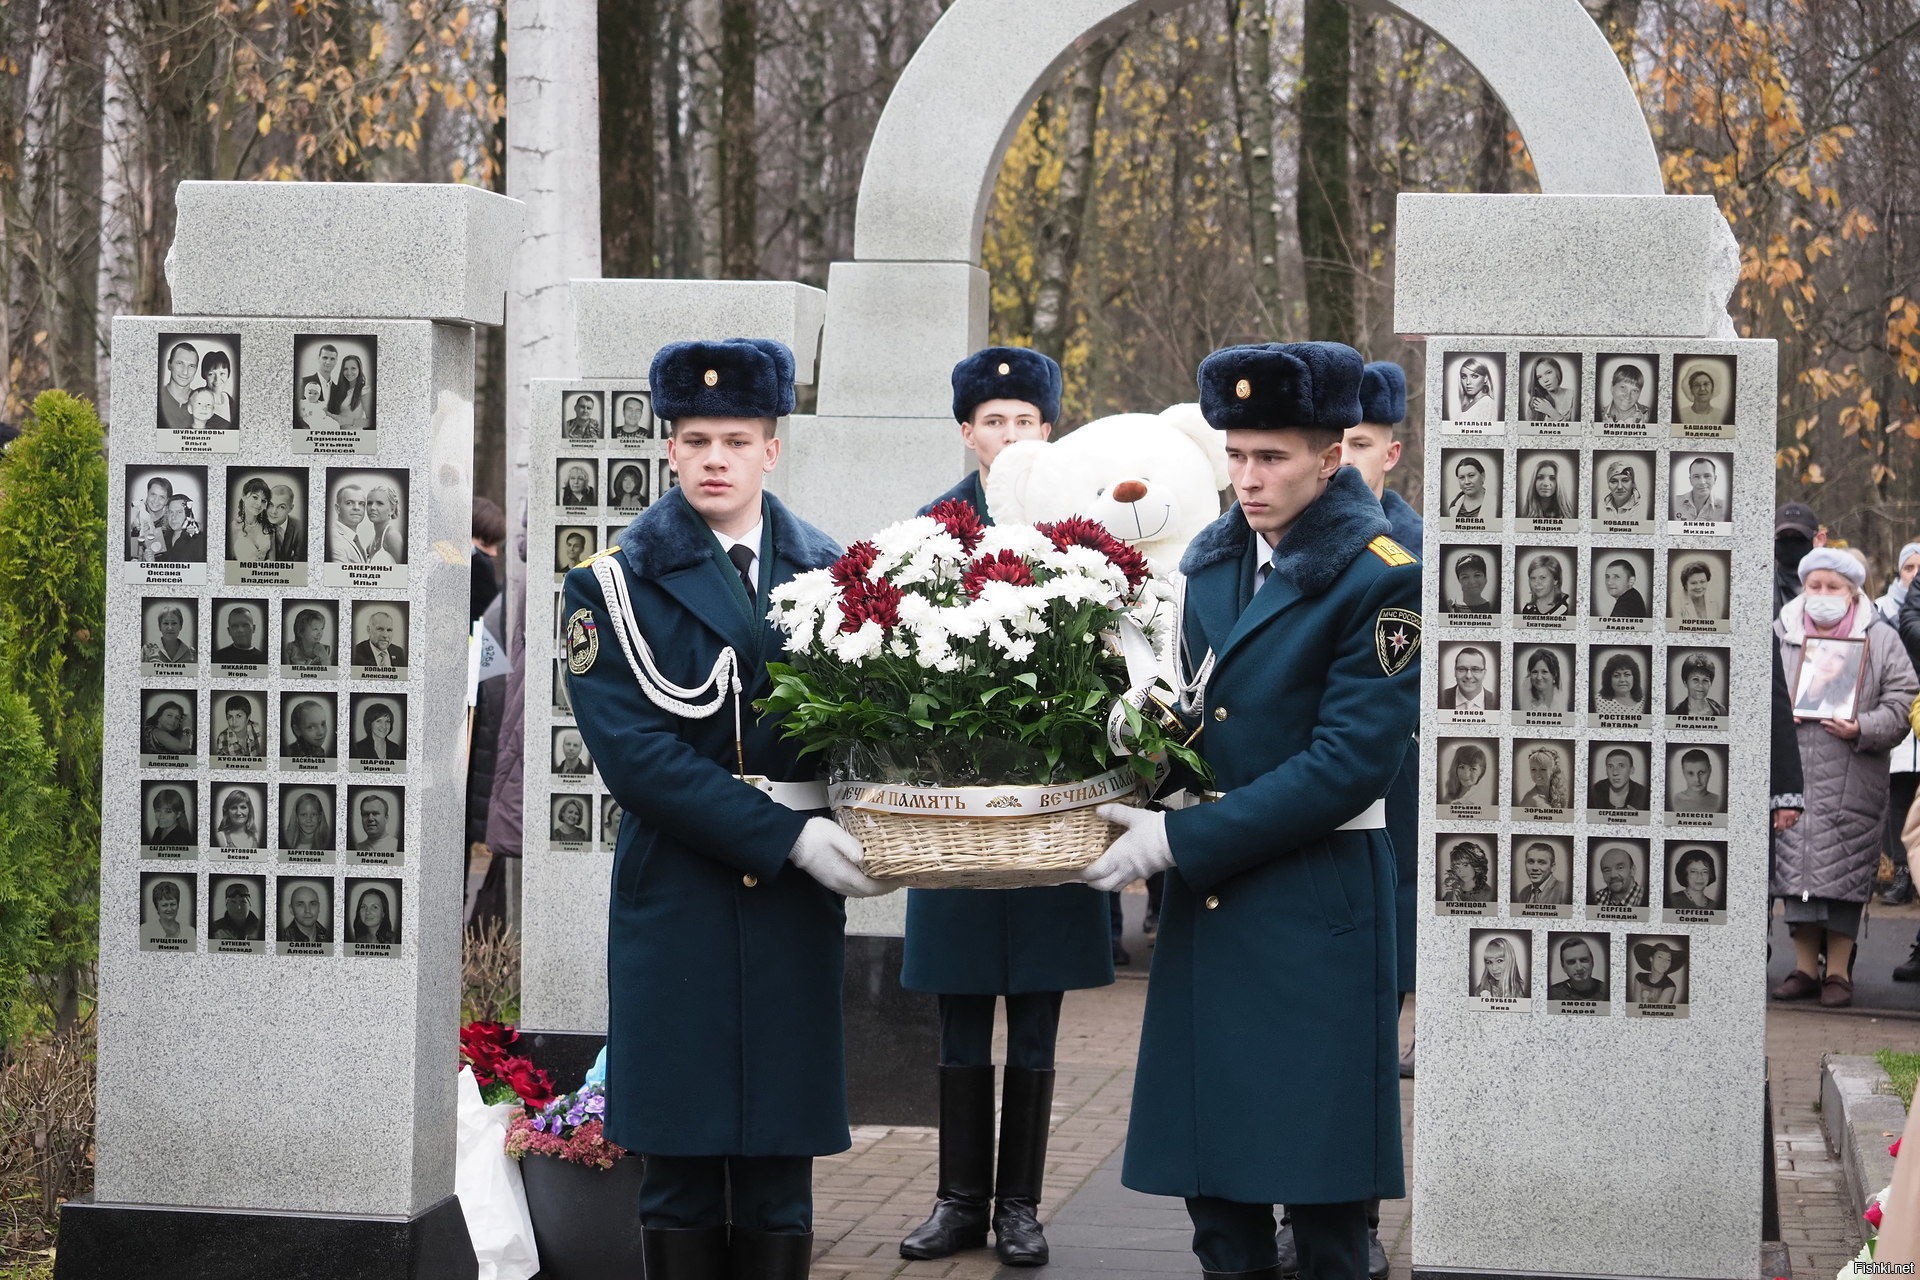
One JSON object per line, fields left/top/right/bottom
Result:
{"left": 961, "top": 400, "right": 1050, "bottom": 473}
{"left": 1339, "top": 424, "right": 1399, "bottom": 496}
{"left": 1226, "top": 429, "right": 1343, "bottom": 544}
{"left": 668, "top": 419, "right": 780, "bottom": 531}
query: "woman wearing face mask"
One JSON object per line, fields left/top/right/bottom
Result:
{"left": 1771, "top": 547, "right": 1919, "bottom": 1008}
{"left": 1878, "top": 541, "right": 1920, "bottom": 907}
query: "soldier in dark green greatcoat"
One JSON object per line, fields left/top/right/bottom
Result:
{"left": 564, "top": 338, "right": 886, "bottom": 1280}
{"left": 898, "top": 346, "right": 1116, "bottom": 1269}
{"left": 1082, "top": 341, "right": 1420, "bottom": 1280}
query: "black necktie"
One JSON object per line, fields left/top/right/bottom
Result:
{"left": 727, "top": 542, "right": 756, "bottom": 603}
{"left": 1256, "top": 561, "right": 1272, "bottom": 593}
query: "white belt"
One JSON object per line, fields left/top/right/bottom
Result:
{"left": 1191, "top": 792, "right": 1387, "bottom": 831}
{"left": 743, "top": 775, "right": 828, "bottom": 811}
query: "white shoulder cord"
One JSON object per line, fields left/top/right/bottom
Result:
{"left": 593, "top": 556, "right": 746, "bottom": 767}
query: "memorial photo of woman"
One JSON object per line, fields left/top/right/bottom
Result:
{"left": 142, "top": 601, "right": 198, "bottom": 666}
{"left": 1517, "top": 550, "right": 1574, "bottom": 619}
{"left": 1596, "top": 355, "right": 1655, "bottom": 424}
{"left": 1673, "top": 356, "right": 1736, "bottom": 426}
{"left": 1514, "top": 646, "right": 1572, "bottom": 713}
{"left": 610, "top": 462, "right": 650, "bottom": 512}
{"left": 1516, "top": 452, "right": 1575, "bottom": 523}
{"left": 292, "top": 334, "right": 378, "bottom": 433}
{"left": 1666, "top": 845, "right": 1725, "bottom": 912}
{"left": 1444, "top": 353, "right": 1502, "bottom": 423}
{"left": 1629, "top": 938, "right": 1688, "bottom": 1004}
{"left": 1470, "top": 933, "right": 1529, "bottom": 999}
{"left": 1792, "top": 637, "right": 1866, "bottom": 721}
{"left": 212, "top": 784, "right": 264, "bottom": 851}
{"left": 1522, "top": 353, "right": 1578, "bottom": 422}
{"left": 562, "top": 391, "right": 604, "bottom": 441}
{"left": 211, "top": 692, "right": 265, "bottom": 763}
{"left": 558, "top": 460, "right": 598, "bottom": 508}
{"left": 126, "top": 468, "right": 208, "bottom": 565}
{"left": 280, "top": 787, "right": 335, "bottom": 851}
{"left": 1593, "top": 454, "right": 1653, "bottom": 523}
{"left": 1513, "top": 742, "right": 1571, "bottom": 810}
{"left": 1439, "top": 839, "right": 1495, "bottom": 904}
{"left": 280, "top": 603, "right": 337, "bottom": 669}
{"left": 350, "top": 696, "right": 407, "bottom": 764}
{"left": 143, "top": 783, "right": 195, "bottom": 847}
{"left": 551, "top": 796, "right": 592, "bottom": 845}
{"left": 141, "top": 693, "right": 195, "bottom": 759}
{"left": 156, "top": 334, "right": 239, "bottom": 435}
{"left": 1444, "top": 452, "right": 1491, "bottom": 520}
{"left": 1669, "top": 650, "right": 1729, "bottom": 719}
{"left": 334, "top": 353, "right": 372, "bottom": 431}
{"left": 347, "top": 880, "right": 401, "bottom": 946}
{"left": 1591, "top": 650, "right": 1649, "bottom": 716}
{"left": 1668, "top": 552, "right": 1731, "bottom": 625}
{"left": 139, "top": 874, "right": 194, "bottom": 948}
{"left": 1438, "top": 739, "right": 1497, "bottom": 809}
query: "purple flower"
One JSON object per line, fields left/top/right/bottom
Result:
{"left": 584, "top": 1093, "right": 606, "bottom": 1115}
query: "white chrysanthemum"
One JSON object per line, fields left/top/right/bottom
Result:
{"left": 977, "top": 525, "right": 1051, "bottom": 560}
{"left": 1003, "top": 636, "right": 1037, "bottom": 662}
{"left": 829, "top": 620, "right": 887, "bottom": 664}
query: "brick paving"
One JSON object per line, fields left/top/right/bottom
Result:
{"left": 810, "top": 896, "right": 1920, "bottom": 1279}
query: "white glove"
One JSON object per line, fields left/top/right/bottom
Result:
{"left": 788, "top": 817, "right": 888, "bottom": 898}
{"left": 1080, "top": 804, "right": 1175, "bottom": 893}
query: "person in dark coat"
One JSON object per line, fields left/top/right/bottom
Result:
{"left": 563, "top": 338, "right": 885, "bottom": 1280}
{"left": 899, "top": 346, "right": 1115, "bottom": 1269}
{"left": 1083, "top": 341, "right": 1419, "bottom": 1280}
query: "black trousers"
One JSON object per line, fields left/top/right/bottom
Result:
{"left": 1188, "top": 1197, "right": 1368, "bottom": 1277}
{"left": 937, "top": 991, "right": 1064, "bottom": 1069}
{"left": 636, "top": 1154, "right": 813, "bottom": 1233}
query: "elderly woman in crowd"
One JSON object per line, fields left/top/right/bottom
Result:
{"left": 1772, "top": 547, "right": 1919, "bottom": 1008}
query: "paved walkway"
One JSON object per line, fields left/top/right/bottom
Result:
{"left": 810, "top": 895, "right": 1920, "bottom": 1279}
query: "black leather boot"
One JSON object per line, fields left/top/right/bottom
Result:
{"left": 729, "top": 1229, "right": 812, "bottom": 1279}
{"left": 899, "top": 1064, "right": 994, "bottom": 1259}
{"left": 1884, "top": 867, "right": 1915, "bottom": 905}
{"left": 641, "top": 1225, "right": 729, "bottom": 1280}
{"left": 1366, "top": 1197, "right": 1388, "bottom": 1278}
{"left": 993, "top": 1065, "right": 1056, "bottom": 1266}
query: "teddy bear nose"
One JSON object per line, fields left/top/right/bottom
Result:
{"left": 1112, "top": 480, "right": 1148, "bottom": 504}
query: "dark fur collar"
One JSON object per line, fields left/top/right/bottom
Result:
{"left": 1180, "top": 465, "right": 1389, "bottom": 596}
{"left": 618, "top": 486, "right": 840, "bottom": 576}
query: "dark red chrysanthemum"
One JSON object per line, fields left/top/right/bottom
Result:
{"left": 838, "top": 576, "right": 904, "bottom": 633}
{"left": 962, "top": 549, "right": 1037, "bottom": 599}
{"left": 926, "top": 499, "right": 987, "bottom": 553}
{"left": 1035, "top": 516, "right": 1151, "bottom": 590}
{"left": 830, "top": 540, "right": 879, "bottom": 587}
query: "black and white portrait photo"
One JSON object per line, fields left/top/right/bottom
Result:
{"left": 351, "top": 601, "right": 410, "bottom": 678}
{"left": 610, "top": 392, "right": 653, "bottom": 442}
{"left": 609, "top": 461, "right": 652, "bottom": 513}
{"left": 1590, "top": 550, "right": 1654, "bottom": 629}
{"left": 1666, "top": 743, "right": 1729, "bottom": 825}
{"left": 210, "top": 690, "right": 267, "bottom": 769}
{"left": 1792, "top": 636, "right": 1866, "bottom": 721}
{"left": 1510, "top": 836, "right": 1573, "bottom": 916}
{"left": 1513, "top": 644, "right": 1575, "bottom": 722}
{"left": 1512, "top": 739, "right": 1574, "bottom": 818}
{"left": 555, "top": 526, "right": 597, "bottom": 578}
{"left": 208, "top": 874, "right": 267, "bottom": 952}
{"left": 344, "top": 877, "right": 402, "bottom": 956}
{"left": 1437, "top": 737, "right": 1498, "bottom": 817}
{"left": 1467, "top": 929, "right": 1531, "bottom": 1008}
{"left": 209, "top": 782, "right": 267, "bottom": 859}
{"left": 276, "top": 878, "right": 335, "bottom": 955}
{"left": 1668, "top": 550, "right": 1732, "bottom": 632}
{"left": 278, "top": 784, "right": 336, "bottom": 861}
{"left": 347, "top": 785, "right": 405, "bottom": 864}
{"left": 561, "top": 390, "right": 605, "bottom": 442}
{"left": 293, "top": 334, "right": 378, "bottom": 451}
{"left": 1513, "top": 450, "right": 1577, "bottom": 529}
{"left": 1589, "top": 646, "right": 1653, "bottom": 724}
{"left": 348, "top": 694, "right": 408, "bottom": 772}
{"left": 280, "top": 691, "right": 338, "bottom": 770}
{"left": 1625, "top": 934, "right": 1690, "bottom": 1017}
{"left": 155, "top": 333, "right": 240, "bottom": 451}
{"left": 1587, "top": 742, "right": 1651, "bottom": 822}
{"left": 140, "top": 598, "right": 199, "bottom": 675}
{"left": 1664, "top": 841, "right": 1728, "bottom": 923}
{"left": 209, "top": 599, "right": 267, "bottom": 671}
{"left": 1592, "top": 451, "right": 1656, "bottom": 531}
{"left": 1437, "top": 449, "right": 1500, "bottom": 530}
{"left": 138, "top": 872, "right": 195, "bottom": 952}
{"left": 141, "top": 781, "right": 196, "bottom": 855}
{"left": 224, "top": 466, "right": 309, "bottom": 586}
{"left": 1442, "top": 352, "right": 1504, "bottom": 426}
{"left": 1436, "top": 642, "right": 1498, "bottom": 721}
{"left": 553, "top": 727, "right": 594, "bottom": 779}
{"left": 323, "top": 467, "right": 409, "bottom": 588}
{"left": 280, "top": 600, "right": 339, "bottom": 673}
{"left": 1514, "top": 547, "right": 1576, "bottom": 625}
{"left": 552, "top": 658, "right": 574, "bottom": 715}
{"left": 1436, "top": 836, "right": 1497, "bottom": 914}
{"left": 558, "top": 459, "right": 600, "bottom": 512}
{"left": 658, "top": 458, "right": 678, "bottom": 498}
{"left": 1587, "top": 838, "right": 1651, "bottom": 920}
{"left": 1668, "top": 648, "right": 1731, "bottom": 726}
{"left": 1519, "top": 352, "right": 1581, "bottom": 425}
{"left": 1440, "top": 546, "right": 1498, "bottom": 618}
{"left": 139, "top": 690, "right": 196, "bottom": 766}
{"left": 601, "top": 796, "right": 621, "bottom": 851}
{"left": 1595, "top": 354, "right": 1656, "bottom": 427}
{"left": 550, "top": 794, "right": 594, "bottom": 851}
{"left": 1672, "top": 355, "right": 1736, "bottom": 432}
{"left": 124, "top": 466, "right": 208, "bottom": 584}
{"left": 1545, "top": 932, "right": 1611, "bottom": 1011}
{"left": 1667, "top": 453, "right": 1733, "bottom": 531}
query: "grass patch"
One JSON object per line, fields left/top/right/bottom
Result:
{"left": 1877, "top": 1049, "right": 1920, "bottom": 1109}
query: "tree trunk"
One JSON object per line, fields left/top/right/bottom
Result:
{"left": 96, "top": 0, "right": 141, "bottom": 408}
{"left": 1296, "top": 0, "right": 1355, "bottom": 344}
{"left": 1351, "top": 13, "right": 1383, "bottom": 347}
{"left": 1031, "top": 36, "right": 1117, "bottom": 368}
{"left": 794, "top": 2, "right": 830, "bottom": 286}
{"left": 599, "top": 0, "right": 658, "bottom": 278}
{"left": 1230, "top": 0, "right": 1283, "bottom": 331}
{"left": 718, "top": 0, "right": 757, "bottom": 279}
{"left": 11, "top": 0, "right": 65, "bottom": 384}
{"left": 1473, "top": 78, "right": 1510, "bottom": 194}
{"left": 687, "top": 0, "right": 722, "bottom": 276}
{"left": 662, "top": 3, "right": 696, "bottom": 277}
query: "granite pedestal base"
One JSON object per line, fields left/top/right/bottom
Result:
{"left": 54, "top": 1193, "right": 476, "bottom": 1280}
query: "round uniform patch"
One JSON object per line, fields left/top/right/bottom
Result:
{"left": 565, "top": 608, "right": 600, "bottom": 675}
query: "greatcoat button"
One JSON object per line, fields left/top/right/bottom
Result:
{"left": 1204, "top": 895, "right": 1221, "bottom": 910}
{"left": 742, "top": 874, "right": 758, "bottom": 888}
{"left": 1213, "top": 706, "right": 1229, "bottom": 722}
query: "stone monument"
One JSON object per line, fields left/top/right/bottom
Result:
{"left": 59, "top": 181, "right": 523, "bottom": 1280}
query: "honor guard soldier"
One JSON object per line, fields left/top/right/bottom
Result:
{"left": 898, "top": 346, "right": 1115, "bottom": 1268}
{"left": 1081, "top": 341, "right": 1420, "bottom": 1280}
{"left": 563, "top": 338, "right": 885, "bottom": 1280}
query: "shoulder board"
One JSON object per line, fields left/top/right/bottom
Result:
{"left": 576, "top": 546, "right": 621, "bottom": 569}
{"left": 1367, "top": 535, "right": 1416, "bottom": 568}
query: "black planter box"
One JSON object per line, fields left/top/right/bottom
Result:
{"left": 519, "top": 1152, "right": 645, "bottom": 1280}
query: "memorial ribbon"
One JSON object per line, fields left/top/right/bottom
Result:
{"left": 828, "top": 765, "right": 1138, "bottom": 818}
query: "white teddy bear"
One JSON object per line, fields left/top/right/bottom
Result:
{"left": 984, "top": 403, "right": 1230, "bottom": 577}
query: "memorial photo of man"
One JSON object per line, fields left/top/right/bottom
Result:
{"left": 1669, "top": 747, "right": 1727, "bottom": 814}
{"left": 1594, "top": 554, "right": 1650, "bottom": 619}
{"left": 1670, "top": 454, "right": 1731, "bottom": 523}
{"left": 1588, "top": 842, "right": 1648, "bottom": 909}
{"left": 227, "top": 469, "right": 307, "bottom": 566}
{"left": 144, "top": 784, "right": 195, "bottom": 846}
{"left": 279, "top": 881, "right": 333, "bottom": 946}
{"left": 324, "top": 469, "right": 407, "bottom": 568}
{"left": 1441, "top": 548, "right": 1496, "bottom": 613}
{"left": 1546, "top": 935, "right": 1610, "bottom": 1001}
{"left": 211, "top": 602, "right": 265, "bottom": 666}
{"left": 562, "top": 391, "right": 603, "bottom": 441}
{"left": 1512, "top": 840, "right": 1570, "bottom": 906}
{"left": 282, "top": 695, "right": 336, "bottom": 762}
{"left": 556, "top": 527, "right": 594, "bottom": 574}
{"left": 553, "top": 727, "right": 592, "bottom": 776}
{"left": 210, "top": 878, "right": 266, "bottom": 941}
{"left": 611, "top": 393, "right": 651, "bottom": 440}
{"left": 349, "top": 789, "right": 402, "bottom": 854}
{"left": 155, "top": 335, "right": 238, "bottom": 434}
{"left": 1587, "top": 746, "right": 1651, "bottom": 812}
{"left": 1437, "top": 645, "right": 1496, "bottom": 711}
{"left": 157, "top": 338, "right": 204, "bottom": 432}
{"left": 352, "top": 605, "right": 408, "bottom": 670}
{"left": 293, "top": 334, "right": 377, "bottom": 429}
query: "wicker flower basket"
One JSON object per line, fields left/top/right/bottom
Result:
{"left": 829, "top": 765, "right": 1141, "bottom": 889}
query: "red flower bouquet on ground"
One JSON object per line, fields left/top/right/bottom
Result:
{"left": 459, "top": 1021, "right": 556, "bottom": 1110}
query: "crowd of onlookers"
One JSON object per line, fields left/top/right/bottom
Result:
{"left": 1769, "top": 503, "right": 1920, "bottom": 1007}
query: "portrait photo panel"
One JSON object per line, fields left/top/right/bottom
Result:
{"left": 348, "top": 693, "right": 408, "bottom": 771}
{"left": 1546, "top": 931, "right": 1611, "bottom": 1011}
{"left": 346, "top": 784, "right": 405, "bottom": 865}
{"left": 1589, "top": 645, "right": 1654, "bottom": 722}
{"left": 1512, "top": 643, "right": 1575, "bottom": 720}
{"left": 1791, "top": 636, "right": 1866, "bottom": 722}
{"left": 1667, "top": 451, "right": 1734, "bottom": 531}
{"left": 293, "top": 334, "right": 378, "bottom": 451}
{"left": 1592, "top": 450, "right": 1657, "bottom": 528}
{"left": 345, "top": 877, "right": 403, "bottom": 955}
{"left": 141, "top": 780, "right": 197, "bottom": 855}
{"left": 155, "top": 332, "right": 240, "bottom": 450}
{"left": 1668, "top": 549, "right": 1732, "bottom": 631}
{"left": 1519, "top": 352, "right": 1581, "bottom": 426}
{"left": 1509, "top": 835, "right": 1573, "bottom": 914}
{"left": 1626, "top": 934, "right": 1691, "bottom": 1016}
{"left": 552, "top": 726, "right": 594, "bottom": 779}
{"left": 223, "top": 465, "right": 310, "bottom": 586}
{"left": 1511, "top": 738, "right": 1575, "bottom": 818}
{"left": 323, "top": 466, "right": 409, "bottom": 589}
{"left": 280, "top": 599, "right": 340, "bottom": 673}
{"left": 1666, "top": 743, "right": 1729, "bottom": 824}
{"left": 1595, "top": 353, "right": 1657, "bottom": 427}
{"left": 140, "top": 597, "right": 200, "bottom": 673}
{"left": 351, "top": 600, "right": 410, "bottom": 676}
{"left": 1513, "top": 450, "right": 1578, "bottom": 528}
{"left": 139, "top": 688, "right": 197, "bottom": 766}
{"left": 278, "top": 783, "right": 337, "bottom": 862}
{"left": 600, "top": 796, "right": 621, "bottom": 851}
{"left": 557, "top": 458, "right": 601, "bottom": 511}
{"left": 609, "top": 391, "right": 654, "bottom": 442}
{"left": 1664, "top": 840, "right": 1729, "bottom": 922}
{"left": 1468, "top": 928, "right": 1532, "bottom": 1008}
{"left": 209, "top": 782, "right": 268, "bottom": 860}
{"left": 1673, "top": 354, "right": 1737, "bottom": 431}
{"left": 1440, "top": 545, "right": 1499, "bottom": 619}
{"left": 1436, "top": 641, "right": 1499, "bottom": 720}
{"left": 1587, "top": 837, "right": 1651, "bottom": 920}
{"left": 209, "top": 689, "right": 269, "bottom": 769}
{"left": 1442, "top": 352, "right": 1506, "bottom": 426}
{"left": 210, "top": 598, "right": 267, "bottom": 671}
{"left": 1590, "top": 549, "right": 1654, "bottom": 628}
{"left": 208, "top": 873, "right": 267, "bottom": 951}
{"left": 1586, "top": 741, "right": 1652, "bottom": 824}
{"left": 280, "top": 691, "right": 338, "bottom": 770}
{"left": 1514, "top": 546, "right": 1576, "bottom": 625}
{"left": 138, "top": 871, "right": 196, "bottom": 952}
{"left": 608, "top": 460, "right": 653, "bottom": 513}
{"left": 562, "top": 390, "right": 606, "bottom": 442}
{"left": 555, "top": 526, "right": 598, "bottom": 577}
{"left": 1436, "top": 834, "right": 1498, "bottom": 914}
{"left": 1668, "top": 647, "right": 1731, "bottom": 724}
{"left": 125, "top": 465, "right": 209, "bottom": 583}
{"left": 276, "top": 877, "right": 335, "bottom": 955}
{"left": 1437, "top": 737, "right": 1499, "bottom": 817}
{"left": 550, "top": 794, "right": 594, "bottom": 851}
